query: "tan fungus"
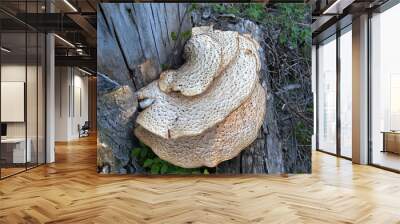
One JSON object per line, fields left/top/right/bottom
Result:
{"left": 135, "top": 26, "right": 266, "bottom": 168}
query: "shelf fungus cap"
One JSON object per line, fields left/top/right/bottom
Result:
{"left": 158, "top": 34, "right": 223, "bottom": 96}
{"left": 135, "top": 83, "right": 266, "bottom": 168}
{"left": 135, "top": 27, "right": 264, "bottom": 167}
{"left": 192, "top": 26, "right": 214, "bottom": 36}
{"left": 136, "top": 49, "right": 258, "bottom": 139}
{"left": 159, "top": 26, "right": 240, "bottom": 97}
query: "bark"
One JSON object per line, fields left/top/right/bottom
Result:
{"left": 97, "top": 73, "right": 140, "bottom": 174}
{"left": 212, "top": 19, "right": 284, "bottom": 174}
{"left": 97, "top": 3, "right": 191, "bottom": 173}
{"left": 97, "top": 3, "right": 311, "bottom": 174}
{"left": 191, "top": 9, "right": 297, "bottom": 174}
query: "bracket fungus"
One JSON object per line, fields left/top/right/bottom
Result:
{"left": 135, "top": 26, "right": 266, "bottom": 168}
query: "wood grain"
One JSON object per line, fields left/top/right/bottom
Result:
{"left": 0, "top": 135, "right": 399, "bottom": 223}
{"left": 97, "top": 3, "right": 192, "bottom": 174}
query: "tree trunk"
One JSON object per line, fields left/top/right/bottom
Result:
{"left": 212, "top": 21, "right": 285, "bottom": 174}
{"left": 97, "top": 3, "right": 191, "bottom": 174}
{"left": 97, "top": 3, "right": 305, "bottom": 174}
{"left": 190, "top": 8, "right": 287, "bottom": 174}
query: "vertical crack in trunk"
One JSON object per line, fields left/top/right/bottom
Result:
{"left": 151, "top": 5, "right": 167, "bottom": 48}
{"left": 110, "top": 19, "right": 138, "bottom": 90}
{"left": 163, "top": 3, "right": 172, "bottom": 48}
{"left": 147, "top": 6, "right": 162, "bottom": 66}
{"left": 99, "top": 5, "right": 110, "bottom": 34}
{"left": 128, "top": 4, "right": 146, "bottom": 60}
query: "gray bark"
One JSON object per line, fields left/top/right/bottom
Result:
{"left": 191, "top": 10, "right": 311, "bottom": 174}
{"left": 97, "top": 3, "right": 311, "bottom": 174}
{"left": 202, "top": 18, "right": 284, "bottom": 174}
{"left": 97, "top": 73, "right": 140, "bottom": 174}
{"left": 97, "top": 3, "right": 191, "bottom": 173}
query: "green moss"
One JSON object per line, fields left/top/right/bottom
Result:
{"left": 243, "top": 4, "right": 265, "bottom": 21}
{"left": 132, "top": 142, "right": 210, "bottom": 175}
{"left": 170, "top": 31, "right": 178, "bottom": 41}
{"left": 181, "top": 30, "right": 192, "bottom": 40}
{"left": 294, "top": 120, "right": 312, "bottom": 145}
{"left": 161, "top": 63, "right": 170, "bottom": 71}
{"left": 209, "top": 3, "right": 310, "bottom": 51}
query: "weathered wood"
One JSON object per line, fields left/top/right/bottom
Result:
{"left": 203, "top": 14, "right": 310, "bottom": 174}
{"left": 97, "top": 73, "right": 140, "bottom": 174}
{"left": 191, "top": 13, "right": 287, "bottom": 174}
{"left": 98, "top": 3, "right": 310, "bottom": 174}
{"left": 97, "top": 3, "right": 191, "bottom": 173}
{"left": 214, "top": 20, "right": 284, "bottom": 173}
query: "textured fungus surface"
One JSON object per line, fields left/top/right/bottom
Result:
{"left": 135, "top": 26, "right": 266, "bottom": 167}
{"left": 159, "top": 27, "right": 240, "bottom": 97}
{"left": 158, "top": 34, "right": 223, "bottom": 96}
{"left": 135, "top": 83, "right": 266, "bottom": 168}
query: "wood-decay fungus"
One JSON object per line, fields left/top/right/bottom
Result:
{"left": 134, "top": 26, "right": 266, "bottom": 168}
